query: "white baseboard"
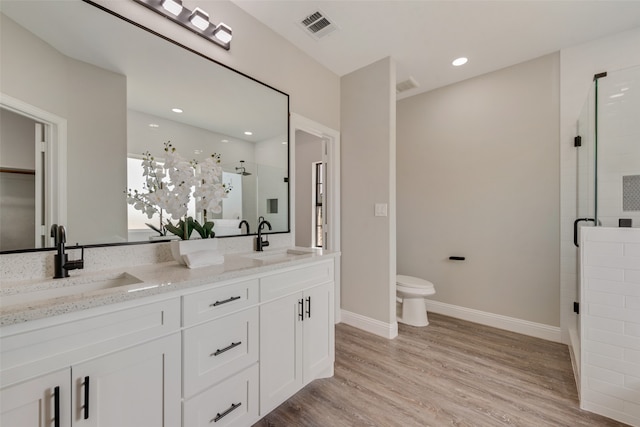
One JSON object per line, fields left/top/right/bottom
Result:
{"left": 340, "top": 310, "right": 398, "bottom": 339}
{"left": 424, "top": 300, "right": 562, "bottom": 342}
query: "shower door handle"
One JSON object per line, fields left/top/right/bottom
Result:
{"left": 574, "top": 218, "right": 596, "bottom": 247}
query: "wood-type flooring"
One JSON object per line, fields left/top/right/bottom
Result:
{"left": 254, "top": 313, "right": 627, "bottom": 427}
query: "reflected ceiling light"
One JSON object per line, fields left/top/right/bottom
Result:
{"left": 282, "top": 141, "right": 288, "bottom": 145}
{"left": 132, "top": 0, "right": 232, "bottom": 50}
{"left": 221, "top": 139, "right": 229, "bottom": 143}
{"left": 172, "top": 108, "right": 183, "bottom": 113}
{"left": 244, "top": 131, "right": 253, "bottom": 136}
{"left": 452, "top": 57, "right": 468, "bottom": 66}
{"left": 610, "top": 93, "right": 624, "bottom": 99}
{"left": 149, "top": 123, "right": 159, "bottom": 128}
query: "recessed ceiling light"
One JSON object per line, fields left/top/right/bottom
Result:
{"left": 244, "top": 131, "right": 253, "bottom": 136}
{"left": 149, "top": 123, "right": 159, "bottom": 128}
{"left": 172, "top": 108, "right": 183, "bottom": 113}
{"left": 452, "top": 57, "right": 468, "bottom": 67}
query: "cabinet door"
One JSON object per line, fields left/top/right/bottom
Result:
{"left": 71, "top": 333, "right": 180, "bottom": 427}
{"left": 259, "top": 292, "right": 303, "bottom": 415}
{"left": 303, "top": 282, "right": 334, "bottom": 384}
{"left": 0, "top": 369, "right": 70, "bottom": 427}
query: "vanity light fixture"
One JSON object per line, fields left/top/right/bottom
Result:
{"left": 132, "top": 0, "right": 232, "bottom": 50}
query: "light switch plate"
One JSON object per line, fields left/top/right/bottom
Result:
{"left": 374, "top": 203, "right": 388, "bottom": 217}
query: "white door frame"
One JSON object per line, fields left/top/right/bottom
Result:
{"left": 290, "top": 114, "right": 341, "bottom": 323}
{"left": 1, "top": 93, "right": 67, "bottom": 246}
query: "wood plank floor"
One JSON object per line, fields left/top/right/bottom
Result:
{"left": 254, "top": 313, "right": 628, "bottom": 427}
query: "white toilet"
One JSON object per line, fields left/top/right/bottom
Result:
{"left": 396, "top": 275, "right": 436, "bottom": 327}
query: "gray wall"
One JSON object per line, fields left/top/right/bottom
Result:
{"left": 341, "top": 57, "right": 397, "bottom": 326}
{"left": 397, "top": 53, "right": 561, "bottom": 326}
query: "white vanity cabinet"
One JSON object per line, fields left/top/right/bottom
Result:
{"left": 0, "top": 298, "right": 181, "bottom": 427}
{"left": 259, "top": 261, "right": 335, "bottom": 415}
{"left": 1, "top": 253, "right": 337, "bottom": 427}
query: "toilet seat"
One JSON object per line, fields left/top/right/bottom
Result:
{"left": 397, "top": 275, "right": 435, "bottom": 293}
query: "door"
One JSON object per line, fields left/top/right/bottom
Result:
{"left": 302, "top": 282, "right": 334, "bottom": 383}
{"left": 72, "top": 334, "right": 180, "bottom": 427}
{"left": 0, "top": 369, "right": 70, "bottom": 427}
{"left": 259, "top": 292, "right": 303, "bottom": 415}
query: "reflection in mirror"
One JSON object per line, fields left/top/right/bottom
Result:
{"left": 0, "top": 0, "right": 289, "bottom": 252}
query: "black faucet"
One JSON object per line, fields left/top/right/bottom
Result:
{"left": 239, "top": 220, "right": 250, "bottom": 235}
{"left": 255, "top": 220, "right": 272, "bottom": 251}
{"left": 51, "top": 224, "right": 84, "bottom": 279}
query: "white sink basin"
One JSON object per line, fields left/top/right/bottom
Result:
{"left": 243, "top": 248, "right": 315, "bottom": 263}
{"left": 0, "top": 273, "right": 144, "bottom": 307}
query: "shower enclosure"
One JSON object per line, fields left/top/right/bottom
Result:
{"left": 573, "top": 65, "right": 640, "bottom": 425}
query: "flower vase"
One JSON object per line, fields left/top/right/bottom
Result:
{"left": 170, "top": 239, "right": 219, "bottom": 265}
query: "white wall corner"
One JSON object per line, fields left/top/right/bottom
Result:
{"left": 340, "top": 309, "right": 398, "bottom": 339}
{"left": 425, "top": 300, "right": 562, "bottom": 343}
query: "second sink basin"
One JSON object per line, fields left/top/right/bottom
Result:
{"left": 242, "top": 248, "right": 315, "bottom": 263}
{"left": 0, "top": 273, "right": 144, "bottom": 307}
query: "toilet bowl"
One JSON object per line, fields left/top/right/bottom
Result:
{"left": 396, "top": 275, "right": 436, "bottom": 327}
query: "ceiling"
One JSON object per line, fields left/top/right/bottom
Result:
{"left": 232, "top": 1, "right": 640, "bottom": 99}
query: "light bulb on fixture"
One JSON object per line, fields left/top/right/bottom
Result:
{"left": 161, "top": 0, "right": 183, "bottom": 16}
{"left": 189, "top": 7, "right": 210, "bottom": 31}
{"left": 213, "top": 23, "right": 232, "bottom": 44}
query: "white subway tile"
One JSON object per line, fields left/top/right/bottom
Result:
{"left": 586, "top": 365, "right": 625, "bottom": 386}
{"left": 586, "top": 290, "right": 625, "bottom": 307}
{"left": 583, "top": 388, "right": 625, "bottom": 411}
{"left": 588, "top": 279, "right": 640, "bottom": 296}
{"left": 587, "top": 242, "right": 625, "bottom": 258}
{"left": 627, "top": 296, "right": 640, "bottom": 311}
{"left": 627, "top": 269, "right": 640, "bottom": 285}
{"left": 625, "top": 243, "right": 640, "bottom": 258}
{"left": 626, "top": 348, "right": 640, "bottom": 364}
{"left": 588, "top": 328, "right": 640, "bottom": 351}
{"left": 624, "top": 374, "right": 640, "bottom": 392}
{"left": 585, "top": 265, "right": 625, "bottom": 281}
{"left": 587, "top": 377, "right": 637, "bottom": 402}
{"left": 585, "top": 340, "right": 625, "bottom": 359}
{"left": 586, "top": 316, "right": 625, "bottom": 333}
{"left": 626, "top": 322, "right": 640, "bottom": 338}
{"left": 587, "top": 353, "right": 640, "bottom": 377}
{"left": 624, "top": 399, "right": 640, "bottom": 419}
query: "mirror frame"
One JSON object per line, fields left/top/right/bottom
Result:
{"left": 0, "top": 0, "right": 290, "bottom": 254}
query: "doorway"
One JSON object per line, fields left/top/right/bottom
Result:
{"left": 291, "top": 114, "right": 341, "bottom": 322}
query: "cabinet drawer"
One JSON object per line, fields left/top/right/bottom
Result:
{"left": 1, "top": 298, "right": 180, "bottom": 387}
{"left": 183, "top": 307, "right": 258, "bottom": 398}
{"left": 183, "top": 279, "right": 258, "bottom": 326}
{"left": 183, "top": 363, "right": 258, "bottom": 427}
{"left": 260, "top": 260, "right": 334, "bottom": 302}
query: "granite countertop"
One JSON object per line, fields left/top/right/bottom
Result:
{"left": 0, "top": 247, "right": 338, "bottom": 327}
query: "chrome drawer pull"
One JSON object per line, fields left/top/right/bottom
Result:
{"left": 211, "top": 402, "right": 241, "bottom": 423}
{"left": 210, "top": 295, "right": 241, "bottom": 307}
{"left": 211, "top": 341, "right": 242, "bottom": 357}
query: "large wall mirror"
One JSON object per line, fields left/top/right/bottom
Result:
{"left": 0, "top": 0, "right": 290, "bottom": 252}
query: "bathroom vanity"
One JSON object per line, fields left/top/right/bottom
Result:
{"left": 0, "top": 249, "right": 337, "bottom": 426}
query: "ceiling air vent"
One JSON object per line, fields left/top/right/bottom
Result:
{"left": 396, "top": 77, "right": 419, "bottom": 94}
{"left": 298, "top": 10, "right": 338, "bottom": 40}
